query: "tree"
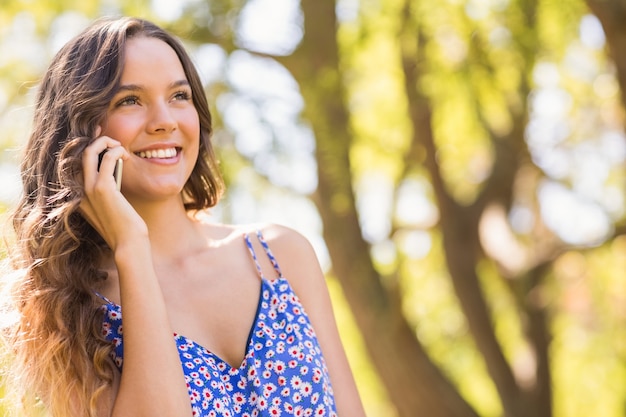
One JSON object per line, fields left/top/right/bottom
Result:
{"left": 269, "top": 0, "right": 624, "bottom": 416}
{"left": 586, "top": 0, "right": 626, "bottom": 112}
{"left": 285, "top": 0, "right": 548, "bottom": 415}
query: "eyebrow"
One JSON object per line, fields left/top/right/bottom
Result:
{"left": 116, "top": 79, "right": 191, "bottom": 92}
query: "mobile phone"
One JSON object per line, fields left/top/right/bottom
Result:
{"left": 98, "top": 150, "right": 123, "bottom": 191}
{"left": 113, "top": 159, "right": 123, "bottom": 191}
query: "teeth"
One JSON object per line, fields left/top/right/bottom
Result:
{"left": 137, "top": 147, "right": 177, "bottom": 159}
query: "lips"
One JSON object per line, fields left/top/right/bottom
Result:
{"left": 135, "top": 147, "right": 179, "bottom": 159}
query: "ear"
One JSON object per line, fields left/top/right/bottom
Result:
{"left": 95, "top": 126, "right": 102, "bottom": 137}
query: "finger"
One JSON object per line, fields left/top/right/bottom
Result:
{"left": 96, "top": 146, "right": 127, "bottom": 177}
{"left": 82, "top": 137, "right": 122, "bottom": 186}
{"left": 83, "top": 136, "right": 120, "bottom": 167}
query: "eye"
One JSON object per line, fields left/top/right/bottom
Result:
{"left": 115, "top": 95, "right": 139, "bottom": 107}
{"left": 173, "top": 90, "right": 191, "bottom": 101}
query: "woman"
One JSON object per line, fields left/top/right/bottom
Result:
{"left": 2, "top": 16, "right": 365, "bottom": 417}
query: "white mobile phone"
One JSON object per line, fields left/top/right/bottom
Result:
{"left": 98, "top": 150, "right": 123, "bottom": 191}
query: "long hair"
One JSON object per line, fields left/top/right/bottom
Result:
{"left": 1, "top": 17, "right": 223, "bottom": 416}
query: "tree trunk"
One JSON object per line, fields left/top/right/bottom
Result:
{"left": 586, "top": 0, "right": 626, "bottom": 113}
{"left": 397, "top": 1, "right": 552, "bottom": 417}
{"left": 284, "top": 1, "right": 481, "bottom": 416}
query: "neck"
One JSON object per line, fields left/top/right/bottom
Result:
{"left": 128, "top": 195, "right": 206, "bottom": 262}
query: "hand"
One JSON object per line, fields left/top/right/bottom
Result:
{"left": 79, "top": 128, "right": 147, "bottom": 251}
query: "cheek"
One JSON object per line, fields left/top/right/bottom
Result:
{"left": 182, "top": 111, "right": 200, "bottom": 137}
{"left": 101, "top": 115, "right": 141, "bottom": 145}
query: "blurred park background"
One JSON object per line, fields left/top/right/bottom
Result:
{"left": 1, "top": 0, "right": 626, "bottom": 416}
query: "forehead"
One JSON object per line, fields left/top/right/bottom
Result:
{"left": 121, "top": 36, "right": 186, "bottom": 81}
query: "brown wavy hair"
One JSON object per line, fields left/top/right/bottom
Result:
{"left": 1, "top": 16, "right": 223, "bottom": 416}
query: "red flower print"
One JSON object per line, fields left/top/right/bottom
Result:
{"left": 257, "top": 397, "right": 269, "bottom": 410}
{"left": 248, "top": 392, "right": 258, "bottom": 405}
{"left": 271, "top": 360, "right": 284, "bottom": 372}
{"left": 263, "top": 383, "right": 277, "bottom": 398}
{"left": 290, "top": 376, "right": 302, "bottom": 389}
{"left": 300, "top": 383, "right": 312, "bottom": 397}
{"left": 202, "top": 388, "right": 213, "bottom": 401}
{"left": 269, "top": 406, "right": 281, "bottom": 416}
{"left": 213, "top": 399, "right": 223, "bottom": 411}
{"left": 190, "top": 391, "right": 200, "bottom": 404}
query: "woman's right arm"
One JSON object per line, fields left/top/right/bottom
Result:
{"left": 108, "top": 238, "right": 191, "bottom": 417}
{"left": 81, "top": 136, "right": 191, "bottom": 417}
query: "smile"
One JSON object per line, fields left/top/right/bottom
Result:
{"left": 135, "top": 147, "right": 178, "bottom": 159}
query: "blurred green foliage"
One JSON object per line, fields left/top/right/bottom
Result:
{"left": 1, "top": 1, "right": 625, "bottom": 416}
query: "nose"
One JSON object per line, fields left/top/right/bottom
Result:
{"left": 147, "top": 101, "right": 177, "bottom": 133}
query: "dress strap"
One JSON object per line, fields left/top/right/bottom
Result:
{"left": 95, "top": 291, "right": 113, "bottom": 305}
{"left": 244, "top": 230, "right": 283, "bottom": 279}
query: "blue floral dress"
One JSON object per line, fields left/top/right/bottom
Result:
{"left": 100, "top": 231, "right": 338, "bottom": 416}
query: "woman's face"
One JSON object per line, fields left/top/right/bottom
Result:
{"left": 100, "top": 36, "right": 200, "bottom": 204}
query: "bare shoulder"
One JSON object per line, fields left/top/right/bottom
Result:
{"left": 258, "top": 223, "right": 314, "bottom": 253}
{"left": 259, "top": 224, "right": 328, "bottom": 303}
{"left": 259, "top": 224, "right": 321, "bottom": 276}
{"left": 235, "top": 222, "right": 324, "bottom": 288}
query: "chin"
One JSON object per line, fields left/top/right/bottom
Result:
{"left": 125, "top": 183, "right": 186, "bottom": 201}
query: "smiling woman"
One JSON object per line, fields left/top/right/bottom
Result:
{"left": 0, "top": 16, "right": 365, "bottom": 417}
{"left": 99, "top": 36, "right": 200, "bottom": 203}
